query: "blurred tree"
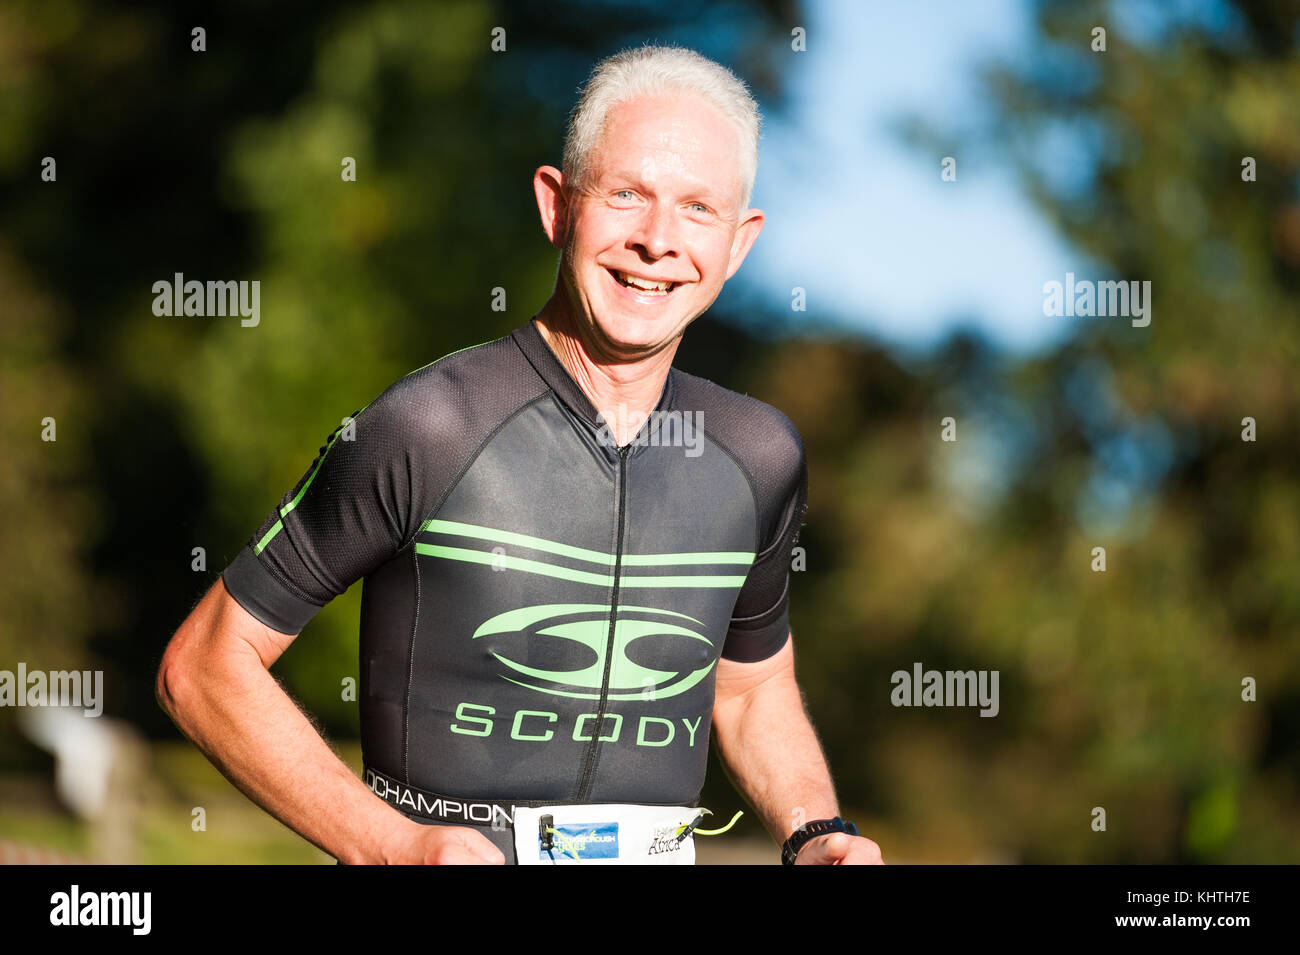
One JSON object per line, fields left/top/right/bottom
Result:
{"left": 788, "top": 0, "right": 1300, "bottom": 861}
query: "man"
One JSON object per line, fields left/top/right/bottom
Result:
{"left": 157, "top": 44, "right": 884, "bottom": 866}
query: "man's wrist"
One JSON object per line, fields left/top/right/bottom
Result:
{"left": 781, "top": 816, "right": 859, "bottom": 865}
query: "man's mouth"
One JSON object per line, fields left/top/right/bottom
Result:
{"left": 607, "top": 268, "right": 681, "bottom": 296}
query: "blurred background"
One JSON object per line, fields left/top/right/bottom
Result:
{"left": 1, "top": 0, "right": 1297, "bottom": 864}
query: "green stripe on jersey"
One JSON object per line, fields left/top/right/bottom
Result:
{"left": 421, "top": 519, "right": 754, "bottom": 567}
{"left": 414, "top": 543, "right": 749, "bottom": 589}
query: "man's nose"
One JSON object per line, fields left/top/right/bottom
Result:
{"left": 629, "top": 202, "right": 679, "bottom": 260}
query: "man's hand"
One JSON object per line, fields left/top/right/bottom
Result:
{"left": 794, "top": 832, "right": 886, "bottom": 865}
{"left": 381, "top": 820, "right": 506, "bottom": 865}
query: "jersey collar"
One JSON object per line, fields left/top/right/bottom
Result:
{"left": 512, "top": 317, "right": 677, "bottom": 445}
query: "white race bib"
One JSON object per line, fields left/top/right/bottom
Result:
{"left": 511, "top": 804, "right": 703, "bottom": 865}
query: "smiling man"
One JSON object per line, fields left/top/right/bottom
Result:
{"left": 157, "top": 44, "right": 883, "bottom": 866}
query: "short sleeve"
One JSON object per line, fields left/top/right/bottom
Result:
{"left": 222, "top": 395, "right": 424, "bottom": 635}
{"left": 720, "top": 447, "right": 807, "bottom": 663}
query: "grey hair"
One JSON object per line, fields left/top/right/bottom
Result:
{"left": 562, "top": 44, "right": 762, "bottom": 212}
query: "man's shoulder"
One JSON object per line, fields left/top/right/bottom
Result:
{"left": 354, "top": 330, "right": 546, "bottom": 446}
{"left": 390, "top": 330, "right": 531, "bottom": 396}
{"left": 671, "top": 366, "right": 805, "bottom": 478}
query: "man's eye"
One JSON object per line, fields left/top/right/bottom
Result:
{"left": 689, "top": 202, "right": 710, "bottom": 214}
{"left": 614, "top": 189, "right": 637, "bottom": 200}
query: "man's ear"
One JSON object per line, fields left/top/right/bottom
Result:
{"left": 533, "top": 165, "right": 569, "bottom": 249}
{"left": 724, "top": 207, "right": 765, "bottom": 281}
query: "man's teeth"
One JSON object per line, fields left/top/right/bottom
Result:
{"left": 615, "top": 270, "right": 674, "bottom": 293}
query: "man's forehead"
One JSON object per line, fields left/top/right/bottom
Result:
{"left": 589, "top": 94, "right": 744, "bottom": 204}
{"left": 601, "top": 93, "right": 733, "bottom": 149}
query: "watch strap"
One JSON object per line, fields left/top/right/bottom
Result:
{"left": 781, "top": 816, "right": 859, "bottom": 865}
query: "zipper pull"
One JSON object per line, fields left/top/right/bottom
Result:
{"left": 676, "top": 811, "right": 708, "bottom": 843}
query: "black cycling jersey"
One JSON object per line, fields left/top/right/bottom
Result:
{"left": 222, "top": 316, "right": 807, "bottom": 862}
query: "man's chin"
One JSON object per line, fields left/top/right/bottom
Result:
{"left": 592, "top": 310, "right": 689, "bottom": 358}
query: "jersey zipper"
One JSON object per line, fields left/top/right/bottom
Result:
{"left": 574, "top": 443, "right": 630, "bottom": 801}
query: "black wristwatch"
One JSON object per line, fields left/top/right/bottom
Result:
{"left": 781, "top": 816, "right": 859, "bottom": 865}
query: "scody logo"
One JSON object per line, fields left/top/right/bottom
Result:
{"left": 473, "top": 604, "right": 714, "bottom": 700}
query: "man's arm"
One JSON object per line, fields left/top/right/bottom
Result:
{"left": 711, "top": 633, "right": 884, "bottom": 865}
{"left": 155, "top": 579, "right": 503, "bottom": 865}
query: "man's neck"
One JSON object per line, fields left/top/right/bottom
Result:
{"left": 534, "top": 300, "right": 678, "bottom": 448}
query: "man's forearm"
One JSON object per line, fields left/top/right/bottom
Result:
{"left": 712, "top": 669, "right": 840, "bottom": 846}
{"left": 157, "top": 592, "right": 406, "bottom": 864}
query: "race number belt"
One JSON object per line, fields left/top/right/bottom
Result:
{"left": 363, "top": 765, "right": 705, "bottom": 865}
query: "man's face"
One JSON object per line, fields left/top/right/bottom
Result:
{"left": 554, "top": 92, "right": 762, "bottom": 359}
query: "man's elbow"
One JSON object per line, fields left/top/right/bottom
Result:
{"left": 156, "top": 633, "right": 196, "bottom": 719}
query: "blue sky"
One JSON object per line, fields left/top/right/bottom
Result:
{"left": 714, "top": 0, "right": 1191, "bottom": 533}
{"left": 733, "top": 0, "right": 1082, "bottom": 356}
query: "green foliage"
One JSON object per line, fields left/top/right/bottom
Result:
{"left": 722, "top": 0, "right": 1300, "bottom": 861}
